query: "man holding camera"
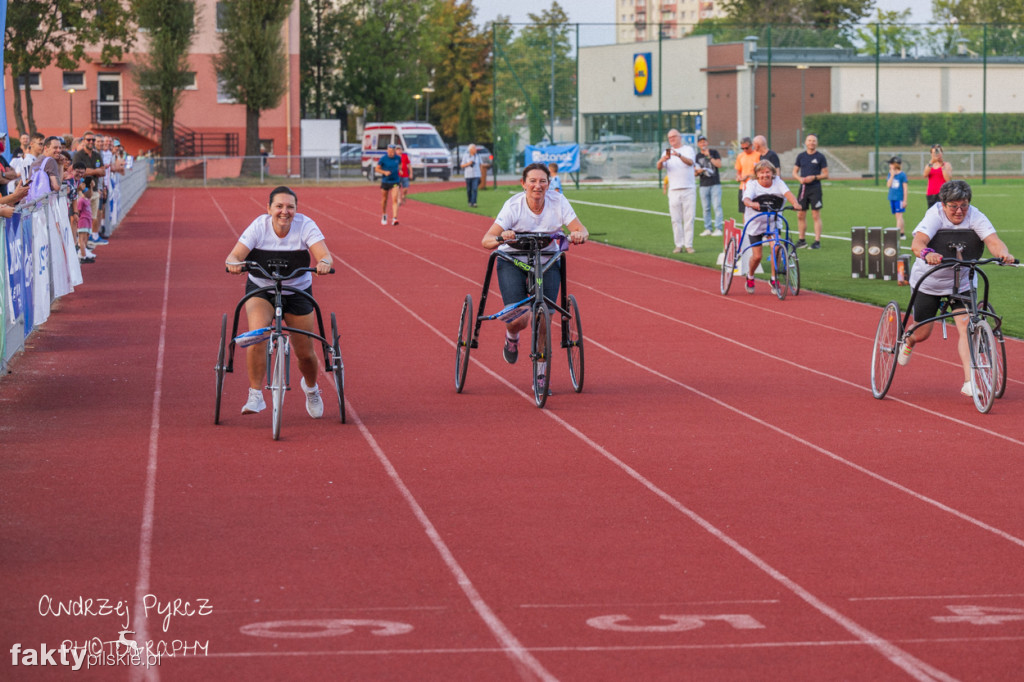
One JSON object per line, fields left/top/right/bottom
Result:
{"left": 656, "top": 128, "right": 696, "bottom": 254}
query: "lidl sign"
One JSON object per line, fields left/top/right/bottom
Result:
{"left": 633, "top": 52, "right": 652, "bottom": 96}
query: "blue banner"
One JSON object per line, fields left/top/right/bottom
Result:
{"left": 524, "top": 144, "right": 580, "bottom": 173}
{"left": 5, "top": 212, "right": 24, "bottom": 325}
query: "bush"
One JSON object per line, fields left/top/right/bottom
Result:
{"left": 807, "top": 112, "right": 1024, "bottom": 146}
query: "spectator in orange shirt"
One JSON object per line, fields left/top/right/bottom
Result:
{"left": 733, "top": 136, "right": 758, "bottom": 214}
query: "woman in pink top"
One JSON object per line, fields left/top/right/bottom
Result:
{"left": 923, "top": 144, "right": 952, "bottom": 208}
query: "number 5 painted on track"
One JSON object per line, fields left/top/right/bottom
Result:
{"left": 586, "top": 614, "right": 765, "bottom": 632}
{"left": 932, "top": 605, "right": 1024, "bottom": 625}
{"left": 240, "top": 619, "right": 414, "bottom": 639}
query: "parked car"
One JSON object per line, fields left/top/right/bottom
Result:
{"left": 581, "top": 142, "right": 659, "bottom": 173}
{"left": 362, "top": 122, "right": 451, "bottom": 180}
{"left": 450, "top": 145, "right": 493, "bottom": 176}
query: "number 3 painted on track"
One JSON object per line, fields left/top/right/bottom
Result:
{"left": 586, "top": 614, "right": 765, "bottom": 632}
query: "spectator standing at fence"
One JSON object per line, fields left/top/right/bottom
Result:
{"left": 792, "top": 134, "right": 829, "bottom": 250}
{"left": 657, "top": 128, "right": 697, "bottom": 254}
{"left": 695, "top": 135, "right": 723, "bottom": 237}
{"left": 72, "top": 132, "right": 109, "bottom": 247}
{"left": 18, "top": 132, "right": 44, "bottom": 185}
{"left": 734, "top": 136, "right": 758, "bottom": 213}
{"left": 548, "top": 162, "right": 562, "bottom": 193}
{"left": 27, "top": 136, "right": 65, "bottom": 201}
{"left": 461, "top": 144, "right": 483, "bottom": 207}
{"left": 924, "top": 144, "right": 952, "bottom": 208}
{"left": 887, "top": 156, "right": 909, "bottom": 238}
{"left": 752, "top": 135, "right": 780, "bottom": 173}
{"left": 0, "top": 133, "right": 19, "bottom": 198}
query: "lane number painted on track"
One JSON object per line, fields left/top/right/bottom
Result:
{"left": 586, "top": 614, "right": 765, "bottom": 632}
{"left": 932, "top": 605, "right": 1024, "bottom": 625}
{"left": 240, "top": 619, "right": 413, "bottom": 639}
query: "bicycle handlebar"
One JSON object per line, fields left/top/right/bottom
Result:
{"left": 925, "top": 256, "right": 1020, "bottom": 267}
{"left": 226, "top": 261, "right": 335, "bottom": 279}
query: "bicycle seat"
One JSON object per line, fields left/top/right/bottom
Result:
{"left": 248, "top": 248, "right": 311, "bottom": 276}
{"left": 753, "top": 194, "right": 785, "bottom": 211}
{"left": 928, "top": 229, "right": 984, "bottom": 261}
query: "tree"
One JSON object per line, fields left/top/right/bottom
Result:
{"left": 133, "top": 0, "right": 199, "bottom": 161}
{"left": 337, "top": 0, "right": 440, "bottom": 122}
{"left": 719, "top": 0, "right": 875, "bottom": 29}
{"left": 300, "top": 0, "right": 348, "bottom": 120}
{"left": 855, "top": 9, "right": 925, "bottom": 57}
{"left": 420, "top": 0, "right": 492, "bottom": 142}
{"left": 4, "top": 0, "right": 136, "bottom": 136}
{"left": 213, "top": 0, "right": 292, "bottom": 175}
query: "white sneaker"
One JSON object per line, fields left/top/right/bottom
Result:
{"left": 897, "top": 342, "right": 913, "bottom": 366}
{"left": 960, "top": 381, "right": 974, "bottom": 398}
{"left": 711, "top": 229, "right": 723, "bottom": 237}
{"left": 699, "top": 229, "right": 712, "bottom": 237}
{"left": 381, "top": 214, "right": 387, "bottom": 225}
{"left": 85, "top": 248, "right": 96, "bottom": 258}
{"left": 301, "top": 377, "right": 324, "bottom": 419}
{"left": 241, "top": 388, "right": 266, "bottom": 414}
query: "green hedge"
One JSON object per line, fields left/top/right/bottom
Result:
{"left": 806, "top": 113, "right": 1024, "bottom": 147}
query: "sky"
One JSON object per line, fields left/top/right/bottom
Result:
{"left": 470, "top": 0, "right": 937, "bottom": 29}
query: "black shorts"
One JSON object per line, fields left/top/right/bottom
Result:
{"left": 797, "top": 182, "right": 823, "bottom": 211}
{"left": 381, "top": 182, "right": 398, "bottom": 192}
{"left": 245, "top": 279, "right": 315, "bottom": 316}
{"left": 913, "top": 291, "right": 965, "bottom": 323}
{"left": 926, "top": 193, "right": 940, "bottom": 208}
{"left": 496, "top": 257, "right": 561, "bottom": 307}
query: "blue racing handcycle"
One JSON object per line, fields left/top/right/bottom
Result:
{"left": 720, "top": 197, "right": 800, "bottom": 300}
{"left": 871, "top": 229, "right": 1017, "bottom": 414}
{"left": 455, "top": 232, "right": 584, "bottom": 409}
{"left": 216, "top": 251, "right": 344, "bottom": 439}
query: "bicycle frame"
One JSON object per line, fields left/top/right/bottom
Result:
{"left": 900, "top": 251, "right": 1002, "bottom": 339}
{"left": 735, "top": 208, "right": 795, "bottom": 259}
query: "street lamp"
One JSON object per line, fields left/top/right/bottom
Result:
{"left": 796, "top": 65, "right": 809, "bottom": 145}
{"left": 422, "top": 87, "right": 434, "bottom": 121}
{"left": 412, "top": 93, "right": 422, "bottom": 121}
{"left": 68, "top": 88, "right": 76, "bottom": 137}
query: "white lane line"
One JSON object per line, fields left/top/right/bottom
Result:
{"left": 849, "top": 593, "right": 1024, "bottom": 602}
{"left": 519, "top": 600, "right": 781, "bottom": 608}
{"left": 130, "top": 194, "right": 176, "bottom": 682}
{"left": 334, "top": 254, "right": 957, "bottom": 682}
{"left": 344, "top": 398, "right": 558, "bottom": 682}
{"left": 148, "top": 633, "right": 1024, "bottom": 658}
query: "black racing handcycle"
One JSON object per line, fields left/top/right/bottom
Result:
{"left": 216, "top": 251, "right": 344, "bottom": 439}
{"left": 871, "top": 229, "right": 1017, "bottom": 414}
{"left": 455, "top": 232, "right": 583, "bottom": 409}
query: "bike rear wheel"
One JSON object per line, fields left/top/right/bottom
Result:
{"left": 532, "top": 305, "right": 551, "bottom": 408}
{"left": 871, "top": 301, "right": 902, "bottom": 399}
{"left": 330, "top": 313, "right": 345, "bottom": 423}
{"left": 969, "top": 319, "right": 997, "bottom": 414}
{"left": 214, "top": 313, "right": 227, "bottom": 425}
{"left": 271, "top": 336, "right": 287, "bottom": 439}
{"left": 720, "top": 237, "right": 737, "bottom": 295}
{"left": 455, "top": 295, "right": 473, "bottom": 393}
{"left": 565, "top": 294, "right": 584, "bottom": 393}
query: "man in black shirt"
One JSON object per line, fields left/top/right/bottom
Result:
{"left": 71, "top": 131, "right": 109, "bottom": 246}
{"left": 694, "top": 136, "right": 724, "bottom": 237}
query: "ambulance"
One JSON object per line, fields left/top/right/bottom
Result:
{"left": 361, "top": 122, "right": 452, "bottom": 181}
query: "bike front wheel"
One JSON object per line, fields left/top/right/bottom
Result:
{"left": 981, "top": 302, "right": 1007, "bottom": 399}
{"left": 771, "top": 240, "right": 789, "bottom": 301}
{"left": 871, "top": 301, "right": 902, "bottom": 399}
{"left": 271, "top": 336, "right": 287, "bottom": 439}
{"left": 969, "top": 319, "right": 997, "bottom": 414}
{"left": 532, "top": 305, "right": 552, "bottom": 408}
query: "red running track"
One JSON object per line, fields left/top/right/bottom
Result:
{"left": 1, "top": 185, "right": 1023, "bottom": 681}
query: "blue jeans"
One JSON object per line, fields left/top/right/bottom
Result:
{"left": 466, "top": 177, "right": 480, "bottom": 205}
{"left": 699, "top": 183, "right": 724, "bottom": 232}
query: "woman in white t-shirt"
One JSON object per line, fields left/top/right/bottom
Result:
{"left": 741, "top": 160, "right": 799, "bottom": 295}
{"left": 225, "top": 186, "right": 334, "bottom": 417}
{"left": 899, "top": 180, "right": 1014, "bottom": 398}
{"left": 480, "top": 163, "right": 589, "bottom": 392}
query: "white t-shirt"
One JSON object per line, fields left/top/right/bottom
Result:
{"left": 664, "top": 145, "right": 696, "bottom": 191}
{"left": 239, "top": 213, "right": 326, "bottom": 291}
{"left": 909, "top": 203, "right": 996, "bottom": 295}
{"left": 495, "top": 190, "right": 577, "bottom": 263}
{"left": 742, "top": 177, "right": 792, "bottom": 235}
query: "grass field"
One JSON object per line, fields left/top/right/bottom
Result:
{"left": 416, "top": 178, "right": 1024, "bottom": 338}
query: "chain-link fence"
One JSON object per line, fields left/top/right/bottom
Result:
{"left": 491, "top": 21, "right": 1024, "bottom": 185}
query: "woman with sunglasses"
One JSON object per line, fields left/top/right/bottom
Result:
{"left": 923, "top": 144, "right": 952, "bottom": 208}
{"left": 899, "top": 181, "right": 1014, "bottom": 397}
